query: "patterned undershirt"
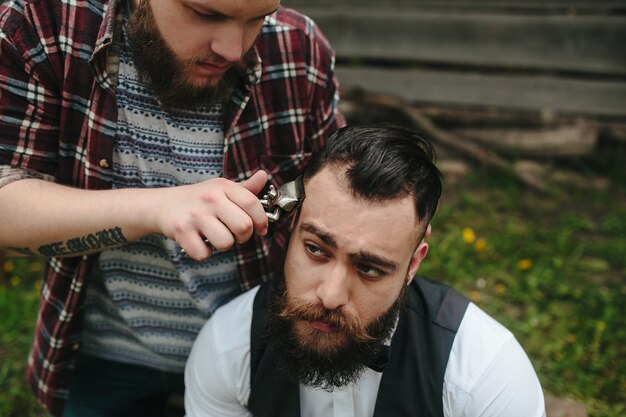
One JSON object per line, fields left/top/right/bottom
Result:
{"left": 81, "top": 10, "right": 240, "bottom": 372}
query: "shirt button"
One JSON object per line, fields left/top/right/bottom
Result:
{"left": 99, "top": 159, "right": 110, "bottom": 168}
{"left": 71, "top": 343, "right": 80, "bottom": 351}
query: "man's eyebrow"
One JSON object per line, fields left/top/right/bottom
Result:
{"left": 299, "top": 222, "right": 337, "bottom": 249}
{"left": 299, "top": 221, "right": 400, "bottom": 272}
{"left": 349, "top": 252, "right": 399, "bottom": 273}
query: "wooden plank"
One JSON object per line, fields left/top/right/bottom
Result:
{"left": 455, "top": 122, "right": 598, "bottom": 157}
{"left": 302, "top": 11, "right": 626, "bottom": 76}
{"left": 286, "top": 0, "right": 626, "bottom": 13}
{"left": 336, "top": 66, "right": 626, "bottom": 117}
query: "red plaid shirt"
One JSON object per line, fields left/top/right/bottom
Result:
{"left": 0, "top": 0, "right": 344, "bottom": 414}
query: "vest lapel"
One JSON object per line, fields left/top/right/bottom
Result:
{"left": 248, "top": 284, "right": 301, "bottom": 417}
{"left": 248, "top": 348, "right": 301, "bottom": 417}
{"left": 372, "top": 301, "right": 428, "bottom": 416}
{"left": 373, "top": 279, "right": 469, "bottom": 417}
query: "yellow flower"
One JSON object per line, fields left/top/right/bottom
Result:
{"left": 10, "top": 276, "right": 21, "bottom": 287}
{"left": 596, "top": 321, "right": 606, "bottom": 332}
{"left": 566, "top": 334, "right": 577, "bottom": 344}
{"left": 462, "top": 227, "right": 476, "bottom": 244}
{"left": 474, "top": 239, "right": 486, "bottom": 252}
{"left": 517, "top": 259, "right": 533, "bottom": 270}
{"left": 2, "top": 261, "right": 14, "bottom": 273}
{"left": 494, "top": 284, "right": 506, "bottom": 294}
{"left": 469, "top": 290, "right": 481, "bottom": 302}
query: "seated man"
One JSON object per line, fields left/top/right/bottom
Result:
{"left": 184, "top": 126, "right": 546, "bottom": 417}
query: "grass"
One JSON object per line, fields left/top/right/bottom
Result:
{"left": 1, "top": 153, "right": 625, "bottom": 417}
{"left": 0, "top": 258, "right": 47, "bottom": 417}
{"left": 419, "top": 159, "right": 626, "bottom": 417}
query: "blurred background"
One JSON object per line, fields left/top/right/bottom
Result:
{"left": 2, "top": 0, "right": 625, "bottom": 416}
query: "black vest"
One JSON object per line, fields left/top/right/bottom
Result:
{"left": 248, "top": 276, "right": 470, "bottom": 417}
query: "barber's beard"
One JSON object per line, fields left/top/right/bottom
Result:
{"left": 127, "top": 0, "right": 251, "bottom": 109}
{"left": 264, "top": 276, "right": 405, "bottom": 390}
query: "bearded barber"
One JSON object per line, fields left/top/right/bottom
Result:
{"left": 185, "top": 126, "right": 546, "bottom": 417}
{"left": 0, "top": 0, "right": 344, "bottom": 415}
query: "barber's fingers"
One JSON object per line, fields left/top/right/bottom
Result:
{"left": 228, "top": 170, "right": 269, "bottom": 236}
{"left": 177, "top": 232, "right": 214, "bottom": 261}
{"left": 177, "top": 172, "right": 269, "bottom": 260}
{"left": 240, "top": 170, "right": 268, "bottom": 195}
{"left": 179, "top": 205, "right": 258, "bottom": 260}
{"left": 208, "top": 197, "right": 257, "bottom": 247}
{"left": 177, "top": 212, "right": 243, "bottom": 261}
{"left": 155, "top": 171, "right": 270, "bottom": 260}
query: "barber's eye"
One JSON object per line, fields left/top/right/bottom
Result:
{"left": 304, "top": 243, "right": 324, "bottom": 257}
{"left": 191, "top": 9, "right": 223, "bottom": 20}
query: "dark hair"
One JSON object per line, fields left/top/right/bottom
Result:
{"left": 303, "top": 125, "right": 443, "bottom": 225}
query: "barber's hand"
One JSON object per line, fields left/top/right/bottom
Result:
{"left": 153, "top": 170, "right": 269, "bottom": 261}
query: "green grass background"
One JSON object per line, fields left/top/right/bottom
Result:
{"left": 1, "top": 153, "right": 625, "bottom": 417}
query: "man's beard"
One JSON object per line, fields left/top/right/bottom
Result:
{"left": 127, "top": 0, "right": 251, "bottom": 109}
{"left": 264, "top": 274, "right": 406, "bottom": 391}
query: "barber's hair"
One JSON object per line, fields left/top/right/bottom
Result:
{"left": 303, "top": 125, "right": 443, "bottom": 224}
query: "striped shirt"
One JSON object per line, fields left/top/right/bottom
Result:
{"left": 0, "top": 0, "right": 344, "bottom": 414}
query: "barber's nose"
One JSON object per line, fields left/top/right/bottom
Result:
{"left": 316, "top": 265, "right": 350, "bottom": 311}
{"left": 210, "top": 22, "right": 244, "bottom": 63}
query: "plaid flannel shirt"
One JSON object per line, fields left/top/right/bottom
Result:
{"left": 0, "top": 0, "right": 344, "bottom": 414}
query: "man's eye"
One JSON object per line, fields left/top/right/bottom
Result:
{"left": 356, "top": 264, "right": 385, "bottom": 279}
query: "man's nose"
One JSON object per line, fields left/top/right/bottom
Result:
{"left": 316, "top": 265, "right": 350, "bottom": 311}
{"left": 210, "top": 22, "right": 244, "bottom": 63}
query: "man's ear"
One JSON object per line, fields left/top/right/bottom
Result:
{"left": 406, "top": 223, "right": 432, "bottom": 285}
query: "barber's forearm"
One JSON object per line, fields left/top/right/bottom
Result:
{"left": 0, "top": 179, "right": 157, "bottom": 257}
{"left": 0, "top": 172, "right": 269, "bottom": 260}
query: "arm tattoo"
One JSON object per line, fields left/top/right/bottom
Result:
{"left": 38, "top": 226, "right": 128, "bottom": 257}
{"left": 8, "top": 247, "right": 37, "bottom": 256}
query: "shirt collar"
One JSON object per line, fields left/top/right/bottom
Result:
{"left": 90, "top": 0, "right": 125, "bottom": 90}
{"left": 366, "top": 313, "right": 400, "bottom": 372}
{"left": 242, "top": 46, "right": 262, "bottom": 87}
{"left": 94, "top": 0, "right": 123, "bottom": 54}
